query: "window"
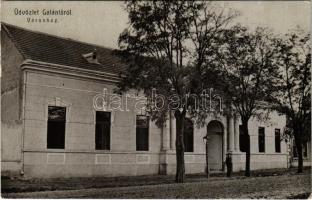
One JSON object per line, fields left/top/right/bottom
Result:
{"left": 293, "top": 142, "right": 308, "bottom": 158}
{"left": 303, "top": 143, "right": 308, "bottom": 158}
{"left": 136, "top": 115, "right": 149, "bottom": 151}
{"left": 95, "top": 111, "right": 111, "bottom": 150}
{"left": 184, "top": 118, "right": 194, "bottom": 152}
{"left": 258, "top": 127, "right": 265, "bottom": 153}
{"left": 275, "top": 129, "right": 281, "bottom": 153}
{"left": 293, "top": 144, "right": 298, "bottom": 158}
{"left": 47, "top": 106, "right": 66, "bottom": 149}
{"left": 239, "top": 125, "right": 247, "bottom": 152}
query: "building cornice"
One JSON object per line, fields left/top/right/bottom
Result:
{"left": 20, "top": 59, "right": 123, "bottom": 84}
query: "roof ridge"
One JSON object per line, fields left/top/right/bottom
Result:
{"left": 1, "top": 22, "right": 118, "bottom": 52}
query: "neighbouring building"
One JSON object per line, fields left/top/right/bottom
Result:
{"left": 1, "top": 23, "right": 301, "bottom": 178}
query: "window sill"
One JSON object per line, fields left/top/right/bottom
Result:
{"left": 239, "top": 152, "right": 288, "bottom": 156}
{"left": 46, "top": 148, "right": 65, "bottom": 152}
{"left": 135, "top": 150, "right": 149, "bottom": 153}
{"left": 292, "top": 157, "right": 309, "bottom": 160}
{"left": 95, "top": 149, "right": 111, "bottom": 153}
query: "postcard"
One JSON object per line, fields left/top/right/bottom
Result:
{"left": 1, "top": 1, "right": 311, "bottom": 198}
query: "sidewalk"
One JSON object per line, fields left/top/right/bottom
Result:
{"left": 1, "top": 167, "right": 310, "bottom": 194}
{"left": 2, "top": 172, "right": 311, "bottom": 198}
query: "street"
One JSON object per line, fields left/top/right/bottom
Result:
{"left": 2, "top": 172, "right": 311, "bottom": 198}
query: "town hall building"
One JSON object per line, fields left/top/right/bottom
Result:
{"left": 1, "top": 23, "right": 303, "bottom": 178}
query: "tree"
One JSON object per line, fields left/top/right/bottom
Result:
{"left": 118, "top": 0, "right": 196, "bottom": 183}
{"left": 271, "top": 30, "right": 311, "bottom": 173}
{"left": 117, "top": 0, "right": 236, "bottom": 182}
{"left": 187, "top": 2, "right": 238, "bottom": 178}
{"left": 216, "top": 25, "right": 280, "bottom": 176}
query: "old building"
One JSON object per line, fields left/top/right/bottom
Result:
{"left": 1, "top": 23, "right": 292, "bottom": 178}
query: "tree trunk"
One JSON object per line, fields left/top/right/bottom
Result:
{"left": 294, "top": 133, "right": 303, "bottom": 173}
{"left": 205, "top": 136, "right": 210, "bottom": 178}
{"left": 242, "top": 119, "right": 251, "bottom": 177}
{"left": 174, "top": 110, "right": 186, "bottom": 183}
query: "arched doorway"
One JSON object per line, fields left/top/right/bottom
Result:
{"left": 206, "top": 120, "right": 224, "bottom": 171}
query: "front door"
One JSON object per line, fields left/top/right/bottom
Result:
{"left": 207, "top": 133, "right": 223, "bottom": 171}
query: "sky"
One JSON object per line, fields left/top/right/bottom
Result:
{"left": 1, "top": 1, "right": 311, "bottom": 49}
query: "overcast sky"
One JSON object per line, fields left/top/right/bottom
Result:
{"left": 1, "top": 1, "right": 310, "bottom": 49}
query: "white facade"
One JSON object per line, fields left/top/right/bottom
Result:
{"left": 6, "top": 63, "right": 287, "bottom": 177}
{"left": 1, "top": 23, "right": 290, "bottom": 178}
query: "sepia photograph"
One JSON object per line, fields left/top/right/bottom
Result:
{"left": 1, "top": 0, "right": 311, "bottom": 198}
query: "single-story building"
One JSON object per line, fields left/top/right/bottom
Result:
{"left": 1, "top": 23, "right": 299, "bottom": 178}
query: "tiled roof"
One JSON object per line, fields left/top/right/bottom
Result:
{"left": 2, "top": 23, "right": 127, "bottom": 75}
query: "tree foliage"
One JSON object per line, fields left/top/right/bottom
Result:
{"left": 117, "top": 0, "right": 237, "bottom": 182}
{"left": 271, "top": 29, "right": 311, "bottom": 172}
{"left": 216, "top": 25, "right": 280, "bottom": 176}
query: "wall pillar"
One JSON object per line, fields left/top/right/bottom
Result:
{"left": 234, "top": 115, "right": 240, "bottom": 152}
{"left": 160, "top": 111, "right": 175, "bottom": 175}
{"left": 170, "top": 111, "right": 176, "bottom": 150}
{"left": 223, "top": 122, "right": 227, "bottom": 170}
{"left": 227, "top": 116, "right": 235, "bottom": 152}
{"left": 162, "top": 117, "right": 170, "bottom": 151}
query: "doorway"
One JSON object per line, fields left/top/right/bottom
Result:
{"left": 206, "top": 120, "right": 224, "bottom": 171}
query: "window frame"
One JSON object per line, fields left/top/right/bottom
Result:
{"left": 95, "top": 111, "right": 111, "bottom": 150}
{"left": 293, "top": 142, "right": 308, "bottom": 159}
{"left": 258, "top": 127, "right": 265, "bottom": 153}
{"left": 47, "top": 106, "right": 67, "bottom": 149}
{"left": 184, "top": 118, "right": 194, "bottom": 153}
{"left": 303, "top": 142, "right": 308, "bottom": 158}
{"left": 136, "top": 115, "right": 149, "bottom": 151}
{"left": 275, "top": 128, "right": 281, "bottom": 153}
{"left": 239, "top": 125, "right": 247, "bottom": 152}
